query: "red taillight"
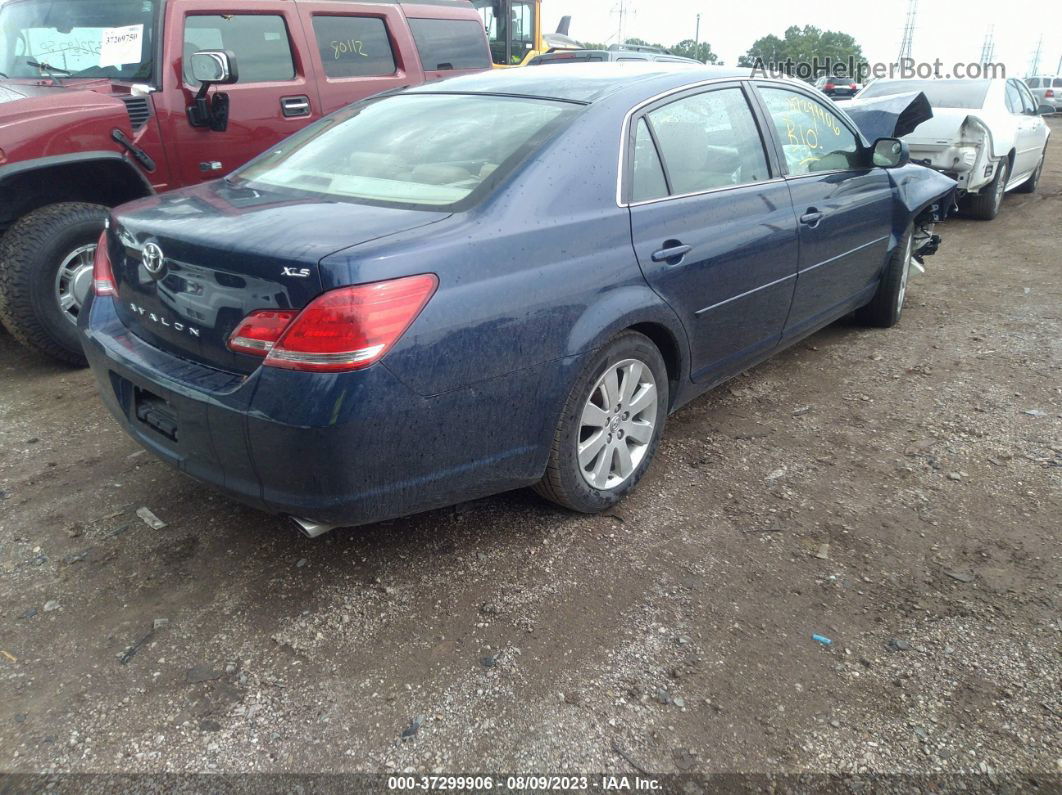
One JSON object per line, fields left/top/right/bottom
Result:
{"left": 227, "top": 274, "right": 438, "bottom": 372}
{"left": 824, "top": 82, "right": 835, "bottom": 91}
{"left": 1047, "top": 89, "right": 1055, "bottom": 98}
{"left": 228, "top": 310, "right": 298, "bottom": 355}
{"left": 850, "top": 83, "right": 858, "bottom": 90}
{"left": 92, "top": 230, "right": 116, "bottom": 296}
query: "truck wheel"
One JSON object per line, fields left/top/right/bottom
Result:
{"left": 0, "top": 203, "right": 108, "bottom": 366}
{"left": 856, "top": 223, "right": 914, "bottom": 329}
{"left": 962, "top": 158, "right": 1009, "bottom": 221}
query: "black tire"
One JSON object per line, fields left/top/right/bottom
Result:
{"left": 534, "top": 330, "right": 669, "bottom": 514}
{"left": 962, "top": 158, "right": 1009, "bottom": 220}
{"left": 1014, "top": 149, "right": 1046, "bottom": 194}
{"left": 856, "top": 223, "right": 914, "bottom": 329}
{"left": 0, "top": 202, "right": 108, "bottom": 366}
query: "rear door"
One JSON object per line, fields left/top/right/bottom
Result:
{"left": 296, "top": 2, "right": 422, "bottom": 115}
{"left": 752, "top": 83, "right": 894, "bottom": 340}
{"left": 1012, "top": 79, "right": 1048, "bottom": 176}
{"left": 157, "top": 1, "right": 319, "bottom": 187}
{"left": 627, "top": 83, "right": 799, "bottom": 384}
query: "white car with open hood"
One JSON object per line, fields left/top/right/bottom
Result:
{"left": 851, "top": 78, "right": 1052, "bottom": 220}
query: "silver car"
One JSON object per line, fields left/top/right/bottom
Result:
{"left": 1024, "top": 75, "right": 1062, "bottom": 112}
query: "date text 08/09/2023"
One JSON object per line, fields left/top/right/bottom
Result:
{"left": 386, "top": 775, "right": 663, "bottom": 791}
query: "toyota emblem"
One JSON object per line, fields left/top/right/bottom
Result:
{"left": 141, "top": 242, "right": 166, "bottom": 276}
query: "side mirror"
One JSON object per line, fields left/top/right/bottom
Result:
{"left": 190, "top": 50, "right": 238, "bottom": 85}
{"left": 1036, "top": 103, "right": 1056, "bottom": 116}
{"left": 872, "top": 137, "right": 910, "bottom": 169}
{"left": 187, "top": 50, "right": 238, "bottom": 132}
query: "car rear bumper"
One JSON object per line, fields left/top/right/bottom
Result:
{"left": 82, "top": 296, "right": 570, "bottom": 528}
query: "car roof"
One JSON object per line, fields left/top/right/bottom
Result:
{"left": 404, "top": 63, "right": 753, "bottom": 104}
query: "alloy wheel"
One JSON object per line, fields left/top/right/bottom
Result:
{"left": 993, "top": 162, "right": 1008, "bottom": 210}
{"left": 53, "top": 243, "right": 97, "bottom": 326}
{"left": 578, "top": 358, "right": 658, "bottom": 490}
{"left": 896, "top": 233, "right": 914, "bottom": 315}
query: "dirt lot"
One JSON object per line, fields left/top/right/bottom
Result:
{"left": 1, "top": 120, "right": 1059, "bottom": 780}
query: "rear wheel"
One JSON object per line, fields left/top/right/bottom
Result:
{"left": 963, "top": 158, "right": 1009, "bottom": 220}
{"left": 534, "top": 331, "right": 669, "bottom": 514}
{"left": 0, "top": 202, "right": 107, "bottom": 366}
{"left": 1014, "top": 149, "right": 1046, "bottom": 194}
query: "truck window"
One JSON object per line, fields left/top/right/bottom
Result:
{"left": 311, "top": 15, "right": 396, "bottom": 78}
{"left": 406, "top": 18, "right": 490, "bottom": 71}
{"left": 184, "top": 15, "right": 295, "bottom": 84}
{"left": 1027, "top": 78, "right": 1040, "bottom": 88}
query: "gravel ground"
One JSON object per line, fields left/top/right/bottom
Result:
{"left": 1, "top": 119, "right": 1059, "bottom": 780}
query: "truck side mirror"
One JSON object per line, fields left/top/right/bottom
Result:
{"left": 187, "top": 50, "right": 239, "bottom": 132}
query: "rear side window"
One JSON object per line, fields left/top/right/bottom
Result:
{"left": 1004, "top": 81, "right": 1023, "bottom": 113}
{"left": 631, "top": 118, "right": 668, "bottom": 202}
{"left": 312, "top": 16, "right": 396, "bottom": 78}
{"left": 1027, "top": 78, "right": 1041, "bottom": 88}
{"left": 1055, "top": 78, "right": 1062, "bottom": 88}
{"left": 184, "top": 14, "right": 294, "bottom": 84}
{"left": 759, "top": 87, "right": 861, "bottom": 175}
{"left": 407, "top": 18, "right": 490, "bottom": 71}
{"left": 645, "top": 87, "right": 770, "bottom": 194}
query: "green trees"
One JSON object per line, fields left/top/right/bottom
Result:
{"left": 737, "top": 25, "right": 864, "bottom": 79}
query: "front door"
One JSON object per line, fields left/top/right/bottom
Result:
{"left": 157, "top": 1, "right": 320, "bottom": 188}
{"left": 753, "top": 85, "right": 894, "bottom": 339}
{"left": 627, "top": 84, "right": 800, "bottom": 384}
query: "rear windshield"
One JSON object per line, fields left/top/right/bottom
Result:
{"left": 232, "top": 94, "right": 579, "bottom": 210}
{"left": 407, "top": 17, "right": 490, "bottom": 71}
{"left": 858, "top": 79, "right": 991, "bottom": 109}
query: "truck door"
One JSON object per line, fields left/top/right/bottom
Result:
{"left": 295, "top": 3, "right": 422, "bottom": 115}
{"left": 157, "top": 1, "right": 320, "bottom": 187}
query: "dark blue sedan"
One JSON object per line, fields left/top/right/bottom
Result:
{"left": 81, "top": 65, "right": 956, "bottom": 535}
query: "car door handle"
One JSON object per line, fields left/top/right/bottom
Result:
{"left": 800, "top": 209, "right": 825, "bottom": 227}
{"left": 281, "top": 95, "right": 311, "bottom": 118}
{"left": 651, "top": 242, "right": 692, "bottom": 264}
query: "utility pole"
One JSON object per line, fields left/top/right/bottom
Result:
{"left": 1027, "top": 35, "right": 1043, "bottom": 77}
{"left": 979, "top": 26, "right": 995, "bottom": 65}
{"left": 614, "top": 0, "right": 630, "bottom": 47}
{"left": 896, "top": 0, "right": 917, "bottom": 66}
{"left": 695, "top": 14, "right": 700, "bottom": 47}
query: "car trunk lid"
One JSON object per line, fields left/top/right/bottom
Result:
{"left": 108, "top": 182, "right": 449, "bottom": 374}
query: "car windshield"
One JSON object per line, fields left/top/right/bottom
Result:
{"left": 233, "top": 94, "right": 581, "bottom": 210}
{"left": 0, "top": 0, "right": 157, "bottom": 81}
{"left": 859, "top": 79, "right": 991, "bottom": 109}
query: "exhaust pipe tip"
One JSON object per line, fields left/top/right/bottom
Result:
{"left": 290, "top": 516, "right": 340, "bottom": 538}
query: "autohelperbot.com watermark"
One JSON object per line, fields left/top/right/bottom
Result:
{"left": 750, "top": 57, "right": 1007, "bottom": 82}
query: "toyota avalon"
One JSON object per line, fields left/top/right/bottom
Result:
{"left": 81, "top": 65, "right": 957, "bottom": 536}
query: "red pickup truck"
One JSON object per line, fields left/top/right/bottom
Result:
{"left": 0, "top": 0, "right": 490, "bottom": 364}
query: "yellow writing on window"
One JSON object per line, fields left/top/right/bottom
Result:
{"left": 332, "top": 39, "right": 368, "bottom": 59}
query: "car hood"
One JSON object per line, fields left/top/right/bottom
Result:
{"left": 0, "top": 79, "right": 132, "bottom": 158}
{"left": 844, "top": 91, "right": 934, "bottom": 141}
